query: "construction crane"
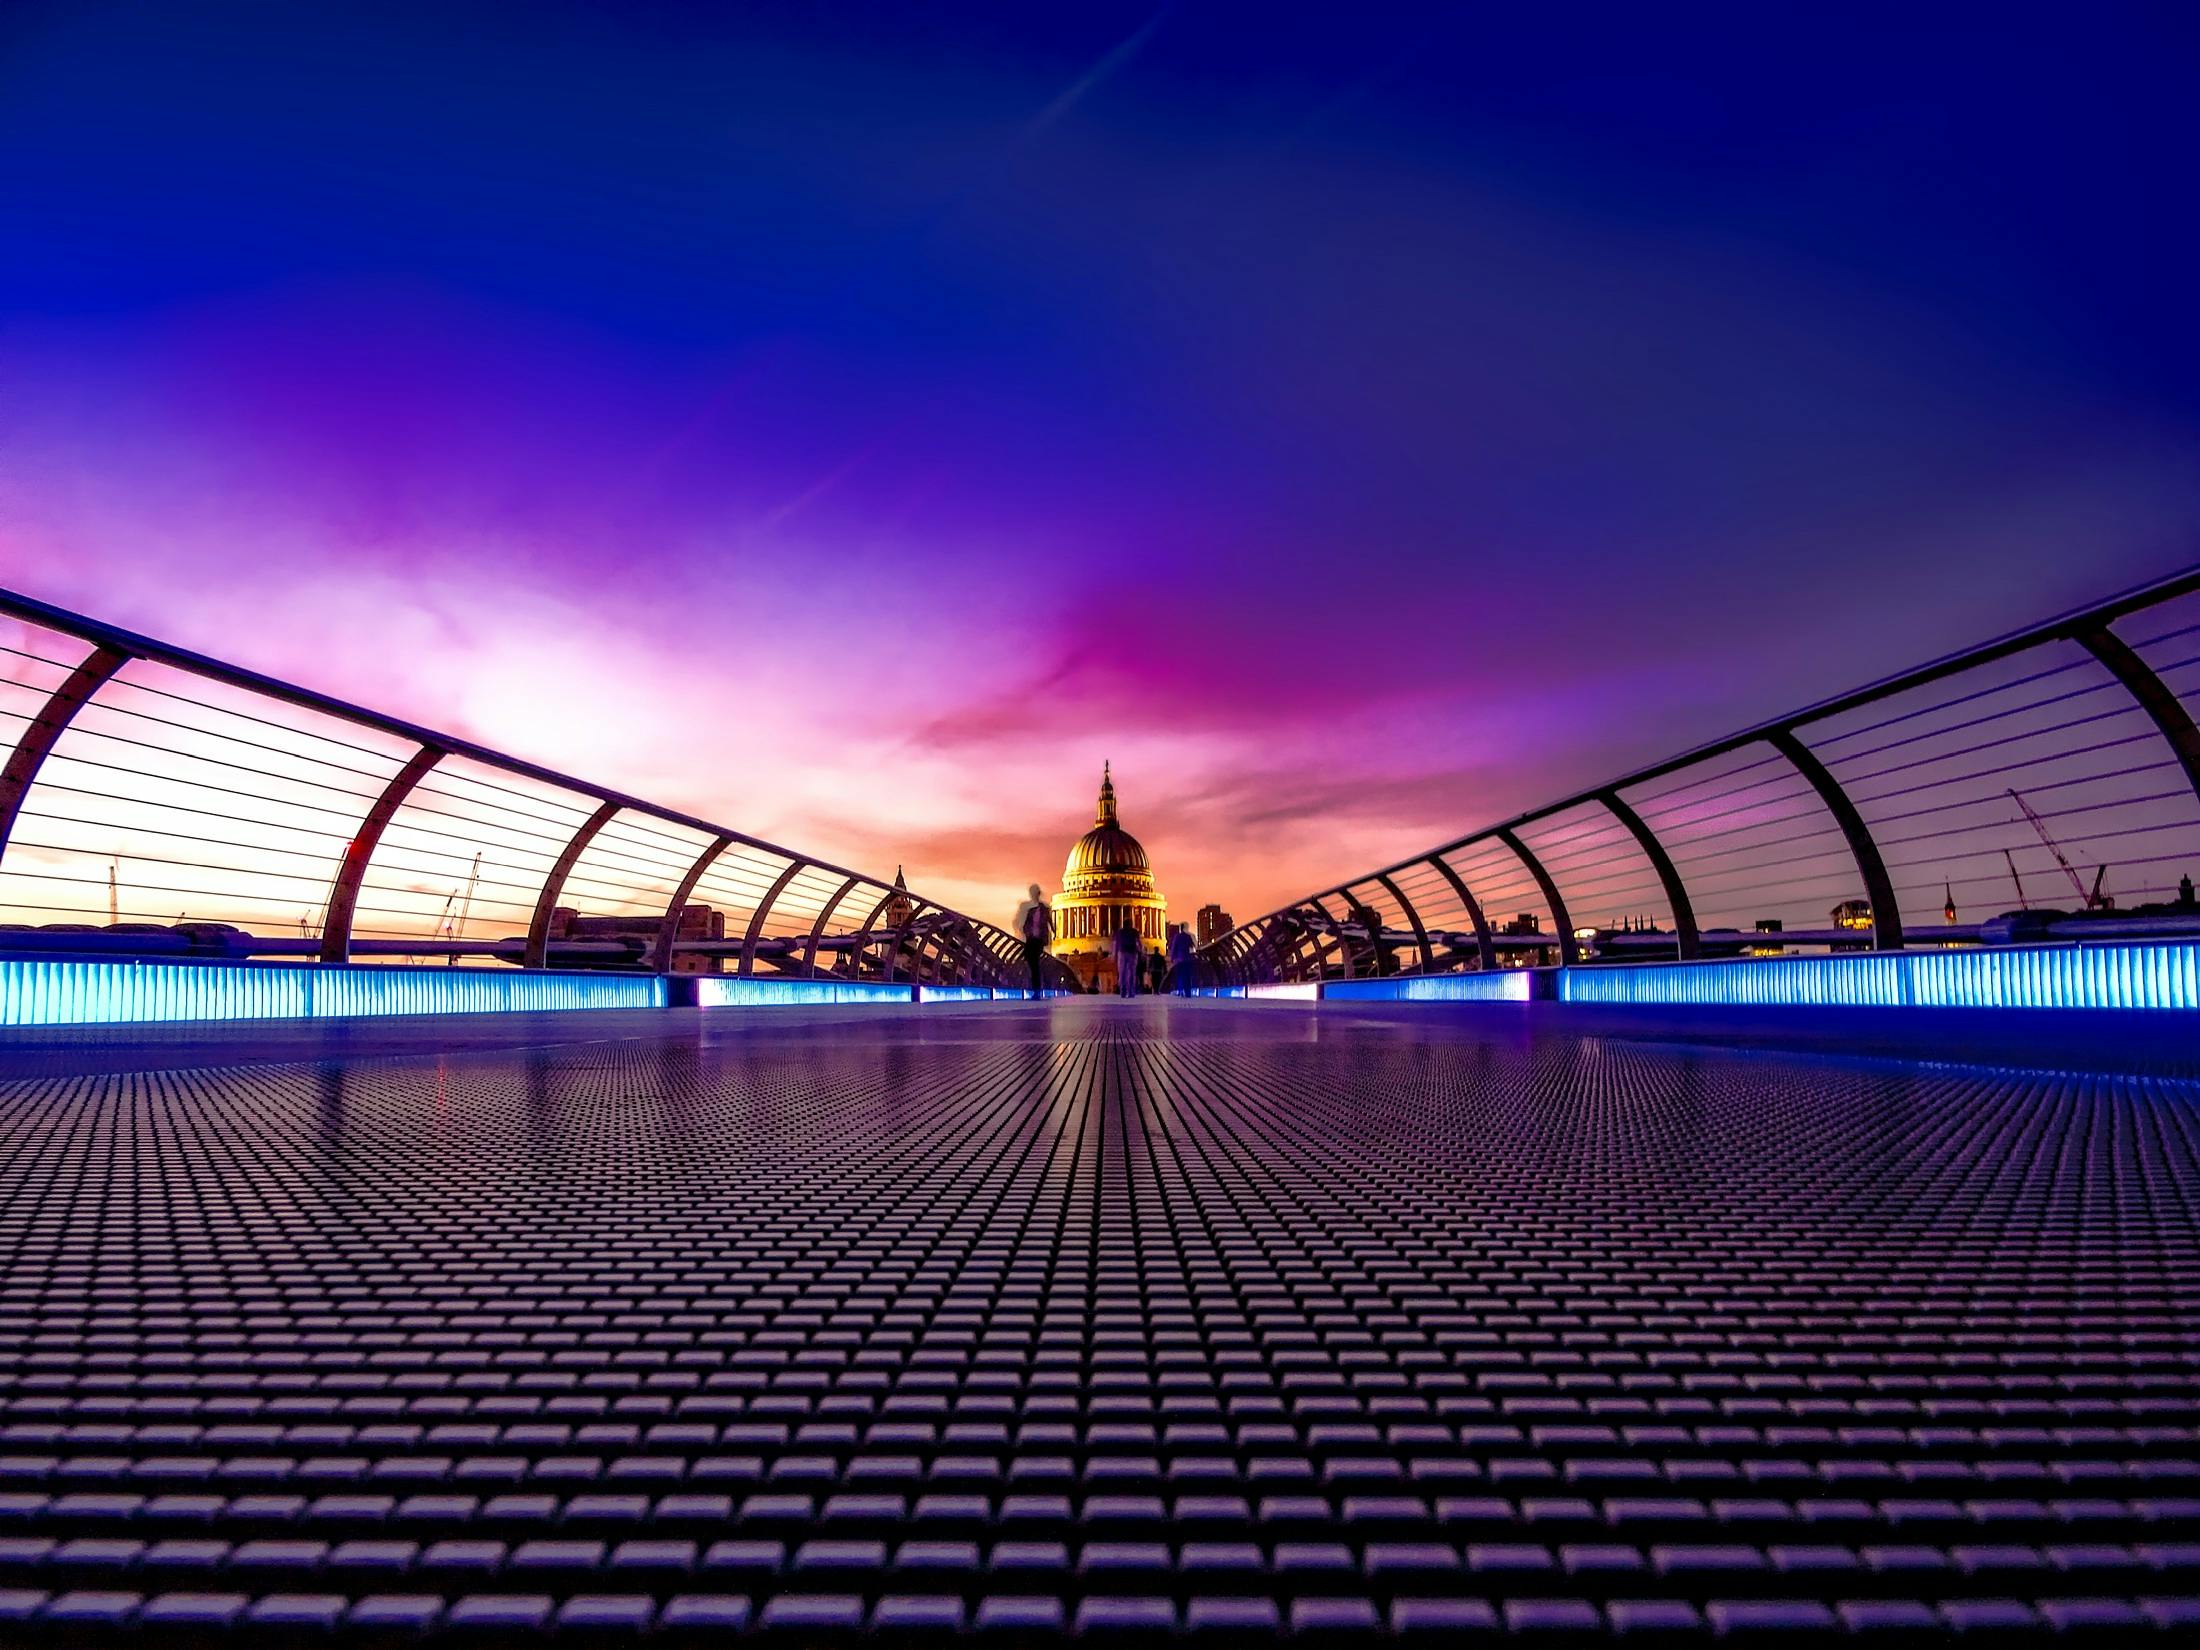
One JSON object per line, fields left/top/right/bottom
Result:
{"left": 435, "top": 853, "right": 483, "bottom": 963}
{"left": 2007, "top": 788, "right": 2113, "bottom": 910}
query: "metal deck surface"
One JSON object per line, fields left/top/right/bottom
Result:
{"left": 0, "top": 997, "right": 2193, "bottom": 1641}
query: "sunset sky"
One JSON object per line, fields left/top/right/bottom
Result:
{"left": 4, "top": 1, "right": 2197, "bottom": 927}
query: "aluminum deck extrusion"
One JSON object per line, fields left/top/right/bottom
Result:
{"left": 0, "top": 997, "right": 2192, "bottom": 1641}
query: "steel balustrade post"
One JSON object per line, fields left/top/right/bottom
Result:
{"left": 651, "top": 834, "right": 733, "bottom": 974}
{"left": 803, "top": 876, "right": 863, "bottom": 977}
{"left": 930, "top": 923, "right": 977, "bottom": 986}
{"left": 1427, "top": 857, "right": 1498, "bottom": 972}
{"left": 2073, "top": 623, "right": 2200, "bottom": 810}
{"left": 1766, "top": 728, "right": 1904, "bottom": 952}
{"left": 1494, "top": 828, "right": 1580, "bottom": 967}
{"left": 524, "top": 801, "right": 621, "bottom": 969}
{"left": 1309, "top": 896, "right": 1365, "bottom": 980}
{"left": 933, "top": 923, "right": 976, "bottom": 986}
{"left": 0, "top": 646, "right": 127, "bottom": 868}
{"left": 1597, "top": 789, "right": 1700, "bottom": 960}
{"left": 1374, "top": 873, "right": 1433, "bottom": 974}
{"left": 845, "top": 887, "right": 901, "bottom": 980}
{"left": 320, "top": 745, "right": 443, "bottom": 965}
{"left": 737, "top": 859, "right": 809, "bottom": 977}
{"left": 881, "top": 901, "right": 928, "bottom": 984}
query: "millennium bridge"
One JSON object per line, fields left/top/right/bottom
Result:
{"left": 0, "top": 574, "right": 2195, "bottom": 1642}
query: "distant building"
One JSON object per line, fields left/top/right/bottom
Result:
{"left": 1196, "top": 903, "right": 1233, "bottom": 948}
{"left": 1050, "top": 764, "right": 1167, "bottom": 993}
{"left": 883, "top": 866, "right": 914, "bottom": 930}
{"left": 549, "top": 903, "right": 724, "bottom": 972}
{"left": 1498, "top": 910, "right": 1554, "bottom": 967}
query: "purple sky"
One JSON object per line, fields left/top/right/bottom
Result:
{"left": 3, "top": 2, "right": 2196, "bottom": 925}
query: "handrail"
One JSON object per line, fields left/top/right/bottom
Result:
{"left": 0, "top": 585, "right": 1032, "bottom": 988}
{"left": 1213, "top": 563, "right": 2200, "bottom": 983}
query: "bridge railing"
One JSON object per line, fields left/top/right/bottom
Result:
{"left": 0, "top": 587, "right": 1072, "bottom": 991}
{"left": 1207, "top": 566, "right": 2200, "bottom": 985}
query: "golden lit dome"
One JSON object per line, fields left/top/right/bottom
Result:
{"left": 1051, "top": 763, "right": 1168, "bottom": 977}
{"left": 1066, "top": 825, "right": 1149, "bottom": 878}
{"left": 1063, "top": 762, "right": 1153, "bottom": 887}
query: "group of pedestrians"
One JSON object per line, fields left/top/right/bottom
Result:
{"left": 1011, "top": 884, "right": 1197, "bottom": 997}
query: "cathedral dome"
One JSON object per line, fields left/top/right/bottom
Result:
{"left": 1066, "top": 823, "right": 1150, "bottom": 880}
{"left": 1051, "top": 764, "right": 1168, "bottom": 976}
{"left": 1062, "top": 764, "right": 1154, "bottom": 889}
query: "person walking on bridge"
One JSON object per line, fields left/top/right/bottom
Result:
{"left": 1013, "top": 885, "right": 1053, "bottom": 997}
{"left": 1167, "top": 924, "right": 1195, "bottom": 995}
{"left": 1112, "top": 918, "right": 1143, "bottom": 998}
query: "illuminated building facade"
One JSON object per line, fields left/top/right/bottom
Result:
{"left": 1196, "top": 903, "right": 1233, "bottom": 948}
{"left": 1052, "top": 764, "right": 1167, "bottom": 992}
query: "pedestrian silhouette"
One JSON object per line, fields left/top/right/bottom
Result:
{"left": 1013, "top": 884, "right": 1053, "bottom": 996}
{"left": 1113, "top": 919, "right": 1143, "bottom": 998}
{"left": 1167, "top": 924, "right": 1195, "bottom": 995}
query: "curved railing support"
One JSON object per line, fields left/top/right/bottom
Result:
{"left": 1428, "top": 858, "right": 1498, "bottom": 971}
{"left": 525, "top": 801, "right": 621, "bottom": 968}
{"left": 1495, "top": 828, "right": 1579, "bottom": 966}
{"left": 2074, "top": 623, "right": 2200, "bottom": 809}
{"left": 1598, "top": 789, "right": 1700, "bottom": 960}
{"left": 1766, "top": 729, "right": 1902, "bottom": 951}
{"left": 652, "top": 834, "right": 733, "bottom": 973}
{"left": 321, "top": 745, "right": 442, "bottom": 964}
{"left": 0, "top": 645, "right": 127, "bottom": 867}
{"left": 1375, "top": 873, "right": 1433, "bottom": 974}
{"left": 843, "top": 886, "right": 901, "bottom": 979}
{"left": 737, "top": 858, "right": 809, "bottom": 977}
{"left": 803, "top": 876, "right": 863, "bottom": 977}
{"left": 881, "top": 900, "right": 929, "bottom": 984}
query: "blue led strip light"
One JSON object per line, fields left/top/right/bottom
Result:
{"left": 0, "top": 958, "right": 665, "bottom": 1027}
{"left": 1556, "top": 941, "right": 2200, "bottom": 1011}
{"left": 695, "top": 977, "right": 918, "bottom": 1007}
{"left": 1325, "top": 972, "right": 1536, "bottom": 1003}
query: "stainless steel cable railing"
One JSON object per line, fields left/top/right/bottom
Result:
{"left": 0, "top": 586, "right": 1070, "bottom": 990}
{"left": 1207, "top": 566, "right": 2200, "bottom": 985}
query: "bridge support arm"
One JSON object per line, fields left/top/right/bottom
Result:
{"left": 1427, "top": 858, "right": 1498, "bottom": 971}
{"left": 1598, "top": 789, "right": 1700, "bottom": 959}
{"left": 525, "top": 801, "right": 621, "bottom": 968}
{"left": 1767, "top": 728, "right": 1903, "bottom": 951}
{"left": 1495, "top": 828, "right": 1580, "bottom": 966}
{"left": 737, "top": 858, "right": 809, "bottom": 977}
{"left": 0, "top": 646, "right": 128, "bottom": 867}
{"left": 1375, "top": 873, "right": 1434, "bottom": 974}
{"left": 321, "top": 745, "right": 443, "bottom": 964}
{"left": 652, "top": 835, "right": 734, "bottom": 974}
{"left": 2074, "top": 623, "right": 2200, "bottom": 810}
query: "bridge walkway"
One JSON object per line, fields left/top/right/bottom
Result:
{"left": 0, "top": 998, "right": 2192, "bottom": 1639}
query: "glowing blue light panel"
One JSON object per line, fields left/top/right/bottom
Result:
{"left": 1246, "top": 982, "right": 1321, "bottom": 1000}
{"left": 0, "top": 958, "right": 664, "bottom": 1027}
{"left": 1556, "top": 941, "right": 2200, "bottom": 1011}
{"left": 695, "top": 977, "right": 918, "bottom": 1007}
{"left": 1324, "top": 972, "right": 1536, "bottom": 1003}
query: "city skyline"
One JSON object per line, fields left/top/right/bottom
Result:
{"left": 4, "top": 3, "right": 2196, "bottom": 924}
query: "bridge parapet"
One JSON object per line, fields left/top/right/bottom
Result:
{"left": 1209, "top": 566, "right": 2200, "bottom": 988}
{"left": 0, "top": 587, "right": 1075, "bottom": 995}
